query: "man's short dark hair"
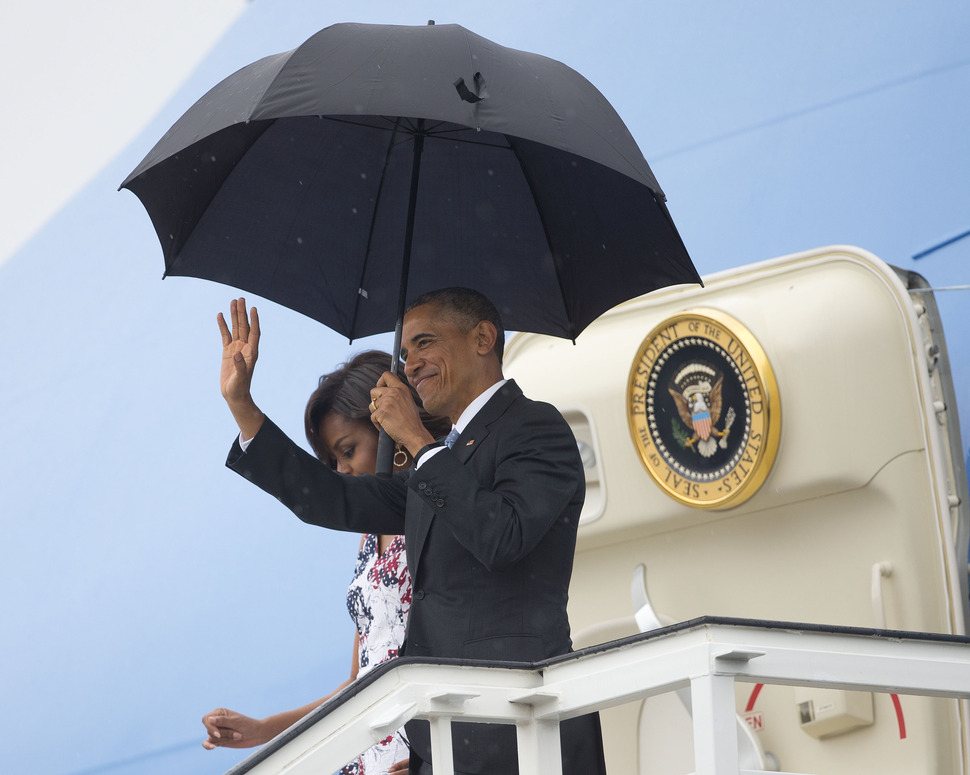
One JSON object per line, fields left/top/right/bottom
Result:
{"left": 406, "top": 287, "right": 505, "bottom": 364}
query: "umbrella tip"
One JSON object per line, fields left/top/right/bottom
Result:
{"left": 427, "top": 19, "right": 435, "bottom": 25}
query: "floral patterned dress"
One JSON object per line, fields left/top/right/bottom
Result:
{"left": 337, "top": 534, "right": 411, "bottom": 775}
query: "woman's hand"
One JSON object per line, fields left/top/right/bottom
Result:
{"left": 201, "top": 707, "right": 272, "bottom": 750}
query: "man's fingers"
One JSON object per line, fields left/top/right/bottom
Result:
{"left": 229, "top": 297, "right": 245, "bottom": 338}
{"left": 373, "top": 372, "right": 408, "bottom": 405}
{"left": 217, "top": 312, "right": 231, "bottom": 347}
{"left": 249, "top": 306, "right": 260, "bottom": 350}
{"left": 224, "top": 298, "right": 257, "bottom": 346}
{"left": 376, "top": 370, "right": 405, "bottom": 389}
{"left": 234, "top": 298, "right": 250, "bottom": 339}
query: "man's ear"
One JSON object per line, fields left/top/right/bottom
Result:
{"left": 474, "top": 320, "right": 498, "bottom": 356}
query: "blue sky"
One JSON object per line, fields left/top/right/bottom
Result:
{"left": 2, "top": 1, "right": 968, "bottom": 774}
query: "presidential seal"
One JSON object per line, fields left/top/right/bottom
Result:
{"left": 627, "top": 309, "right": 780, "bottom": 509}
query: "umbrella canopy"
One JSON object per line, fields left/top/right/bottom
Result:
{"left": 121, "top": 21, "right": 700, "bottom": 342}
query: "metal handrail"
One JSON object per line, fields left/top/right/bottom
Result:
{"left": 224, "top": 616, "right": 970, "bottom": 775}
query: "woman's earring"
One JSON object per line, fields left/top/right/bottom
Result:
{"left": 394, "top": 445, "right": 409, "bottom": 468}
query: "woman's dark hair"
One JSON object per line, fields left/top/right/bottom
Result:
{"left": 304, "top": 350, "right": 450, "bottom": 464}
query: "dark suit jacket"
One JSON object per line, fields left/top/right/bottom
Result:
{"left": 227, "top": 380, "right": 606, "bottom": 774}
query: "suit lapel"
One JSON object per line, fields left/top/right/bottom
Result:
{"left": 450, "top": 380, "right": 522, "bottom": 464}
{"left": 407, "top": 381, "right": 523, "bottom": 578}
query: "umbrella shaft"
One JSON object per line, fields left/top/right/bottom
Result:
{"left": 377, "top": 120, "right": 426, "bottom": 478}
{"left": 393, "top": 119, "right": 426, "bottom": 339}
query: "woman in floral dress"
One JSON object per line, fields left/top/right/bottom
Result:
{"left": 340, "top": 531, "right": 411, "bottom": 774}
{"left": 201, "top": 351, "right": 449, "bottom": 774}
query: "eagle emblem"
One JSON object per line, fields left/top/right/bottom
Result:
{"left": 668, "top": 362, "right": 735, "bottom": 458}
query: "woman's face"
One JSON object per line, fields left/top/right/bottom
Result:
{"left": 319, "top": 413, "right": 379, "bottom": 476}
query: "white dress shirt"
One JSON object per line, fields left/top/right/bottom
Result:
{"left": 416, "top": 379, "right": 507, "bottom": 468}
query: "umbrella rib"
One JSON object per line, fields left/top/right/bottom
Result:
{"left": 317, "top": 115, "right": 449, "bottom": 144}
{"left": 348, "top": 118, "right": 405, "bottom": 340}
{"left": 423, "top": 128, "right": 512, "bottom": 150}
{"left": 320, "top": 115, "right": 499, "bottom": 145}
{"left": 160, "top": 120, "right": 276, "bottom": 273}
{"left": 318, "top": 115, "right": 404, "bottom": 134}
{"left": 316, "top": 116, "right": 509, "bottom": 153}
{"left": 504, "top": 136, "right": 576, "bottom": 341}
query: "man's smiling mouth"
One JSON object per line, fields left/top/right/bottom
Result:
{"left": 413, "top": 374, "right": 434, "bottom": 392}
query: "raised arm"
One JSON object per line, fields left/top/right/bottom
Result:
{"left": 217, "top": 297, "right": 266, "bottom": 441}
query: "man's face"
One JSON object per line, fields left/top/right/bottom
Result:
{"left": 401, "top": 303, "right": 482, "bottom": 422}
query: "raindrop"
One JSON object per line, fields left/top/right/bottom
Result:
{"left": 360, "top": 172, "right": 367, "bottom": 180}
{"left": 297, "top": 237, "right": 304, "bottom": 245}
{"left": 352, "top": 207, "right": 358, "bottom": 214}
{"left": 210, "top": 155, "right": 217, "bottom": 162}
{"left": 487, "top": 169, "right": 494, "bottom": 176}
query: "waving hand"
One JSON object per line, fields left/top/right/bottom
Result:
{"left": 217, "top": 297, "right": 266, "bottom": 440}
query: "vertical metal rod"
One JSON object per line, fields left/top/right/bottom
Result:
{"left": 428, "top": 716, "right": 456, "bottom": 775}
{"left": 516, "top": 719, "right": 564, "bottom": 775}
{"left": 690, "top": 672, "right": 740, "bottom": 775}
{"left": 376, "top": 120, "right": 426, "bottom": 477}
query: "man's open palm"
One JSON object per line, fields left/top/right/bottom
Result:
{"left": 218, "top": 297, "right": 260, "bottom": 404}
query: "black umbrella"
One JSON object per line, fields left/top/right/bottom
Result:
{"left": 121, "top": 20, "right": 700, "bottom": 473}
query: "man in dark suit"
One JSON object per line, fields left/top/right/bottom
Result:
{"left": 218, "top": 288, "right": 606, "bottom": 775}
